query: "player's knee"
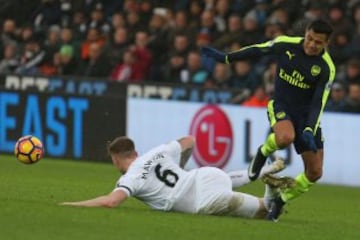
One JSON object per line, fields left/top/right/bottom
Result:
{"left": 306, "top": 168, "right": 322, "bottom": 182}
{"left": 276, "top": 133, "right": 294, "bottom": 148}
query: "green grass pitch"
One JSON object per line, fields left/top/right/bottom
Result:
{"left": 1, "top": 154, "right": 359, "bottom": 240}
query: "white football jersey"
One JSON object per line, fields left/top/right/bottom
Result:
{"left": 113, "top": 141, "right": 197, "bottom": 211}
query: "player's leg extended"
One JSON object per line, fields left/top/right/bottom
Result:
{"left": 228, "top": 192, "right": 268, "bottom": 219}
{"left": 268, "top": 149, "right": 323, "bottom": 221}
{"left": 262, "top": 174, "right": 296, "bottom": 210}
{"left": 281, "top": 149, "right": 323, "bottom": 202}
{"left": 248, "top": 100, "right": 295, "bottom": 181}
{"left": 229, "top": 175, "right": 297, "bottom": 219}
{"left": 229, "top": 158, "right": 286, "bottom": 188}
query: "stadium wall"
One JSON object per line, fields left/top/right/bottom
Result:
{"left": 127, "top": 98, "right": 360, "bottom": 187}
{"left": 1, "top": 75, "right": 359, "bottom": 186}
{"left": 0, "top": 90, "right": 126, "bottom": 162}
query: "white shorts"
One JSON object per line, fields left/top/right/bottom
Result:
{"left": 171, "top": 167, "right": 232, "bottom": 214}
{"left": 194, "top": 167, "right": 233, "bottom": 215}
{"left": 171, "top": 167, "right": 260, "bottom": 218}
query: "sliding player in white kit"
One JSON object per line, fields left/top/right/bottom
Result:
{"left": 60, "top": 136, "right": 293, "bottom": 219}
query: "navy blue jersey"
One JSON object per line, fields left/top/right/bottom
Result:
{"left": 225, "top": 36, "right": 336, "bottom": 134}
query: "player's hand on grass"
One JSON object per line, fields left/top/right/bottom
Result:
{"left": 302, "top": 128, "right": 317, "bottom": 153}
{"left": 201, "top": 46, "right": 226, "bottom": 62}
{"left": 59, "top": 202, "right": 76, "bottom": 206}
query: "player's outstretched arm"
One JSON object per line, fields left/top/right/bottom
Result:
{"left": 202, "top": 37, "right": 286, "bottom": 64}
{"left": 59, "top": 189, "right": 128, "bottom": 208}
{"left": 201, "top": 46, "right": 227, "bottom": 63}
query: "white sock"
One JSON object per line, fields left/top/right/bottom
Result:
{"left": 228, "top": 170, "right": 250, "bottom": 188}
{"left": 263, "top": 184, "right": 277, "bottom": 210}
{"left": 228, "top": 192, "right": 260, "bottom": 218}
{"left": 228, "top": 163, "right": 277, "bottom": 188}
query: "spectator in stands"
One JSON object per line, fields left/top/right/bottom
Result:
{"left": 267, "top": 0, "right": 302, "bottom": 26}
{"left": 168, "top": 34, "right": 191, "bottom": 62}
{"left": 43, "top": 25, "right": 61, "bottom": 68}
{"left": 0, "top": 43, "right": 19, "bottom": 74}
{"left": 103, "top": 27, "right": 130, "bottom": 69}
{"left": 250, "top": 0, "right": 269, "bottom": 28}
{"left": 242, "top": 85, "right": 269, "bottom": 108}
{"left": 206, "top": 62, "right": 232, "bottom": 89}
{"left": 352, "top": 2, "right": 360, "bottom": 25}
{"left": 168, "top": 10, "right": 196, "bottom": 44}
{"left": 126, "top": 10, "right": 143, "bottom": 41}
{"left": 343, "top": 58, "right": 360, "bottom": 84}
{"left": 327, "top": 3, "right": 353, "bottom": 34}
{"left": 132, "top": 31, "right": 152, "bottom": 80}
{"left": 325, "top": 81, "right": 347, "bottom": 112}
{"left": 213, "top": 14, "right": 243, "bottom": 49}
{"left": 194, "top": 28, "right": 212, "bottom": 45}
{"left": 343, "top": 82, "right": 360, "bottom": 113}
{"left": 291, "top": 1, "right": 326, "bottom": 35}
{"left": 198, "top": 9, "right": 221, "bottom": 42}
{"left": 213, "top": 0, "right": 232, "bottom": 33}
{"left": 264, "top": 21, "right": 287, "bottom": 40}
{"left": 162, "top": 53, "right": 186, "bottom": 83}
{"left": 122, "top": 0, "right": 140, "bottom": 13}
{"left": 110, "top": 49, "right": 142, "bottom": 82}
{"left": 80, "top": 27, "right": 106, "bottom": 61}
{"left": 73, "top": 0, "right": 104, "bottom": 15}
{"left": 32, "top": 0, "right": 62, "bottom": 31}
{"left": 110, "top": 12, "right": 126, "bottom": 31}
{"left": 87, "top": 6, "right": 111, "bottom": 37}
{"left": 180, "top": 51, "right": 209, "bottom": 85}
{"left": 267, "top": 8, "right": 290, "bottom": 29}
{"left": 77, "top": 42, "right": 110, "bottom": 78}
{"left": 1, "top": 19, "right": 18, "bottom": 46}
{"left": 18, "top": 25, "right": 34, "bottom": 49}
{"left": 229, "top": 60, "right": 260, "bottom": 92}
{"left": 138, "top": 0, "right": 154, "bottom": 28}
{"left": 349, "top": 4, "right": 360, "bottom": 57}
{"left": 161, "top": 33, "right": 191, "bottom": 81}
{"left": 240, "top": 9, "right": 264, "bottom": 45}
{"left": 60, "top": 27, "right": 80, "bottom": 60}
{"left": 329, "top": 30, "right": 353, "bottom": 66}
{"left": 71, "top": 11, "right": 88, "bottom": 41}
{"left": 57, "top": 44, "right": 77, "bottom": 76}
{"left": 147, "top": 10, "right": 170, "bottom": 80}
{"left": 187, "top": 0, "right": 205, "bottom": 29}
{"left": 0, "top": 0, "right": 357, "bottom": 115}
{"left": 15, "top": 36, "right": 46, "bottom": 75}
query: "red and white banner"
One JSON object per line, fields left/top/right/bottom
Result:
{"left": 127, "top": 98, "right": 360, "bottom": 187}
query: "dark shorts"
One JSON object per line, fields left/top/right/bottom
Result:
{"left": 267, "top": 100, "right": 324, "bottom": 154}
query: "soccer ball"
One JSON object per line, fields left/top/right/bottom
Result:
{"left": 14, "top": 135, "right": 44, "bottom": 164}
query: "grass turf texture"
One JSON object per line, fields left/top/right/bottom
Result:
{"left": 1, "top": 155, "right": 359, "bottom": 240}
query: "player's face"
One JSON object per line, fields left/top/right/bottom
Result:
{"left": 303, "top": 29, "right": 329, "bottom": 56}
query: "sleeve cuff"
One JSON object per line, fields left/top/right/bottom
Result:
{"left": 303, "top": 127, "right": 313, "bottom": 133}
{"left": 225, "top": 55, "right": 229, "bottom": 64}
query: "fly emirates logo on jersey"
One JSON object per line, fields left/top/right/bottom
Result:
{"left": 279, "top": 68, "right": 310, "bottom": 89}
{"left": 190, "top": 105, "right": 233, "bottom": 168}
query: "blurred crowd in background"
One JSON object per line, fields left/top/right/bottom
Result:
{"left": 0, "top": 0, "right": 359, "bottom": 113}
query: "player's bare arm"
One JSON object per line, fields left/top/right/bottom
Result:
{"left": 60, "top": 189, "right": 128, "bottom": 208}
{"left": 177, "top": 136, "right": 195, "bottom": 168}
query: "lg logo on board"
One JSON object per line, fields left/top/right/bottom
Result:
{"left": 190, "top": 105, "right": 233, "bottom": 168}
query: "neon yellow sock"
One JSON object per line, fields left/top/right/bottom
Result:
{"left": 281, "top": 172, "right": 314, "bottom": 202}
{"left": 260, "top": 133, "right": 279, "bottom": 157}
